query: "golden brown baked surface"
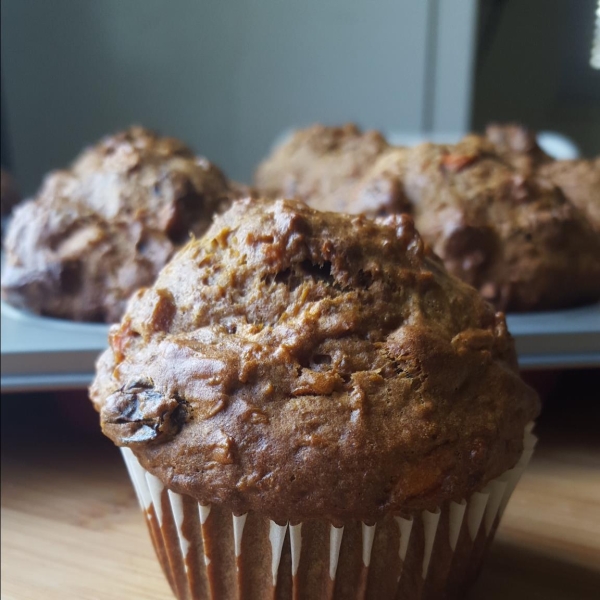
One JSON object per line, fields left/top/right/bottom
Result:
{"left": 255, "top": 124, "right": 600, "bottom": 312}
{"left": 1, "top": 127, "right": 240, "bottom": 322}
{"left": 91, "top": 198, "right": 539, "bottom": 523}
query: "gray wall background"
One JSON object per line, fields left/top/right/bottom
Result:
{"left": 2, "top": 0, "right": 479, "bottom": 196}
{"left": 474, "top": 0, "right": 600, "bottom": 156}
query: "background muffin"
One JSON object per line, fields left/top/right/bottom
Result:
{"left": 256, "top": 124, "right": 411, "bottom": 217}
{"left": 1, "top": 127, "right": 246, "bottom": 322}
{"left": 484, "top": 124, "right": 600, "bottom": 231}
{"left": 255, "top": 124, "right": 600, "bottom": 312}
{"left": 91, "top": 198, "right": 539, "bottom": 599}
{"left": 399, "top": 136, "right": 600, "bottom": 311}
{"left": 484, "top": 122, "right": 552, "bottom": 173}
{"left": 537, "top": 158, "right": 600, "bottom": 231}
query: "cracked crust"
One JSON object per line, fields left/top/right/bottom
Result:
{"left": 91, "top": 198, "right": 539, "bottom": 523}
{"left": 1, "top": 127, "right": 244, "bottom": 322}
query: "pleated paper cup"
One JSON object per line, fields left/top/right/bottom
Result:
{"left": 121, "top": 425, "right": 536, "bottom": 600}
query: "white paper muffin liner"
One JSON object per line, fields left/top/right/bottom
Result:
{"left": 121, "top": 424, "right": 537, "bottom": 600}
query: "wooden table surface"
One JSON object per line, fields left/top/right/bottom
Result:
{"left": 1, "top": 375, "right": 600, "bottom": 600}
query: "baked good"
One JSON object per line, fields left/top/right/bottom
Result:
{"left": 0, "top": 167, "right": 21, "bottom": 217}
{"left": 1, "top": 127, "right": 241, "bottom": 322}
{"left": 538, "top": 158, "right": 600, "bottom": 231}
{"left": 91, "top": 198, "right": 539, "bottom": 599}
{"left": 255, "top": 123, "right": 411, "bottom": 215}
{"left": 399, "top": 137, "right": 600, "bottom": 311}
{"left": 485, "top": 124, "right": 600, "bottom": 231}
{"left": 484, "top": 123, "right": 552, "bottom": 173}
{"left": 256, "top": 125, "right": 600, "bottom": 312}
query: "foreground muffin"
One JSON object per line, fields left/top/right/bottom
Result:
{"left": 1, "top": 127, "right": 240, "bottom": 322}
{"left": 256, "top": 125, "right": 600, "bottom": 312}
{"left": 91, "top": 198, "right": 539, "bottom": 599}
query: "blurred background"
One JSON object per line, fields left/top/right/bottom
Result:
{"left": 2, "top": 0, "right": 599, "bottom": 193}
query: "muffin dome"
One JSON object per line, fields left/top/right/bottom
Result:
{"left": 399, "top": 137, "right": 600, "bottom": 311}
{"left": 91, "top": 198, "right": 539, "bottom": 523}
{"left": 539, "top": 158, "right": 600, "bottom": 231}
{"left": 255, "top": 124, "right": 412, "bottom": 218}
{"left": 255, "top": 124, "right": 600, "bottom": 312}
{"left": 1, "top": 127, "right": 238, "bottom": 322}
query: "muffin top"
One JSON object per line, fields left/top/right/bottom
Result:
{"left": 256, "top": 124, "right": 600, "bottom": 312}
{"left": 539, "top": 158, "right": 600, "bottom": 231}
{"left": 484, "top": 123, "right": 552, "bottom": 173}
{"left": 1, "top": 127, "right": 238, "bottom": 322}
{"left": 66, "top": 126, "right": 232, "bottom": 242}
{"left": 91, "top": 198, "right": 539, "bottom": 524}
{"left": 400, "top": 137, "right": 600, "bottom": 311}
{"left": 256, "top": 124, "right": 411, "bottom": 217}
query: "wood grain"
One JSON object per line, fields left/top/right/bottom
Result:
{"left": 1, "top": 392, "right": 599, "bottom": 599}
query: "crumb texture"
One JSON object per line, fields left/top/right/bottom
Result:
{"left": 91, "top": 198, "right": 539, "bottom": 523}
{"left": 1, "top": 127, "right": 240, "bottom": 322}
{"left": 256, "top": 124, "right": 600, "bottom": 312}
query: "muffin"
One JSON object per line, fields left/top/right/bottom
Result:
{"left": 255, "top": 123, "right": 411, "bottom": 215}
{"left": 0, "top": 167, "right": 21, "bottom": 217}
{"left": 1, "top": 127, "right": 242, "bottom": 322}
{"left": 484, "top": 123, "right": 552, "bottom": 173}
{"left": 485, "top": 124, "right": 600, "bottom": 231}
{"left": 256, "top": 125, "right": 600, "bottom": 312}
{"left": 90, "top": 198, "right": 539, "bottom": 599}
{"left": 538, "top": 158, "right": 600, "bottom": 231}
{"left": 399, "top": 137, "right": 600, "bottom": 311}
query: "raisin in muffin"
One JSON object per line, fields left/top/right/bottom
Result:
{"left": 256, "top": 125, "right": 600, "bottom": 312}
{"left": 1, "top": 127, "right": 243, "bottom": 322}
{"left": 90, "top": 198, "right": 539, "bottom": 599}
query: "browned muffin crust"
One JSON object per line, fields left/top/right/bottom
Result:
{"left": 1, "top": 127, "right": 241, "bottom": 322}
{"left": 256, "top": 125, "right": 600, "bottom": 312}
{"left": 91, "top": 198, "right": 539, "bottom": 524}
{"left": 485, "top": 124, "right": 600, "bottom": 231}
{"left": 538, "top": 158, "right": 600, "bottom": 231}
{"left": 484, "top": 123, "right": 553, "bottom": 173}
{"left": 0, "top": 167, "right": 21, "bottom": 217}
{"left": 255, "top": 124, "right": 411, "bottom": 215}
{"left": 400, "top": 137, "right": 600, "bottom": 311}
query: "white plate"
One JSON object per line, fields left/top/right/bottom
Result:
{"left": 1, "top": 299, "right": 112, "bottom": 334}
